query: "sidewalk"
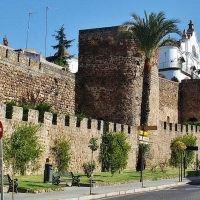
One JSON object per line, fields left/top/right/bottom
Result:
{"left": 2, "top": 176, "right": 200, "bottom": 200}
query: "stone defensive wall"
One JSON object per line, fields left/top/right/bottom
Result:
{"left": 159, "top": 77, "right": 179, "bottom": 123}
{"left": 77, "top": 26, "right": 144, "bottom": 126}
{"left": 179, "top": 79, "right": 200, "bottom": 123}
{"left": 0, "top": 103, "right": 136, "bottom": 174}
{"left": 0, "top": 44, "right": 75, "bottom": 114}
{"left": 149, "top": 121, "right": 200, "bottom": 166}
{"left": 1, "top": 103, "right": 200, "bottom": 174}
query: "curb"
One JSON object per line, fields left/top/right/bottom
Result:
{"left": 65, "top": 181, "right": 189, "bottom": 200}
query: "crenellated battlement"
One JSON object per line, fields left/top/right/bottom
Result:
{"left": 0, "top": 44, "right": 74, "bottom": 79}
{"left": 159, "top": 121, "right": 200, "bottom": 133}
{"left": 1, "top": 102, "right": 199, "bottom": 139}
{"left": 0, "top": 44, "right": 41, "bottom": 72}
{"left": 0, "top": 103, "right": 134, "bottom": 135}
{"left": 0, "top": 44, "right": 75, "bottom": 115}
{"left": 1, "top": 101, "right": 199, "bottom": 136}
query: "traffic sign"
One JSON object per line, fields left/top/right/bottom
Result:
{"left": 139, "top": 131, "right": 149, "bottom": 136}
{"left": 138, "top": 126, "right": 157, "bottom": 131}
{"left": 0, "top": 121, "right": 3, "bottom": 139}
{"left": 186, "top": 146, "right": 198, "bottom": 151}
{"left": 139, "top": 141, "right": 149, "bottom": 144}
{"left": 139, "top": 135, "right": 149, "bottom": 142}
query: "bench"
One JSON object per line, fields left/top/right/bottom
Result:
{"left": 6, "top": 174, "right": 18, "bottom": 193}
{"left": 52, "top": 175, "right": 60, "bottom": 185}
{"left": 70, "top": 172, "right": 80, "bottom": 187}
{"left": 52, "top": 171, "right": 80, "bottom": 187}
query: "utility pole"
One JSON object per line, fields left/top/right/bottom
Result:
{"left": 45, "top": 6, "right": 57, "bottom": 58}
{"left": 26, "top": 10, "right": 39, "bottom": 49}
{"left": 45, "top": 7, "right": 49, "bottom": 57}
{"left": 26, "top": 11, "right": 33, "bottom": 49}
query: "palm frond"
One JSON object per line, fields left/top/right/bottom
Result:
{"left": 122, "top": 10, "right": 181, "bottom": 57}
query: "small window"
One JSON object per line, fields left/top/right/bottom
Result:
{"left": 6, "top": 49, "right": 8, "bottom": 58}
{"left": 17, "top": 53, "right": 20, "bottom": 62}
{"left": 167, "top": 116, "right": 170, "bottom": 123}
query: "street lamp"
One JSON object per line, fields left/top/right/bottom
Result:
{"left": 88, "top": 144, "right": 93, "bottom": 195}
{"left": 88, "top": 137, "right": 99, "bottom": 195}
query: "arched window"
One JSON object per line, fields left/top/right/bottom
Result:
{"left": 192, "top": 45, "right": 198, "bottom": 58}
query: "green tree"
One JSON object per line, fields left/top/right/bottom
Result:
{"left": 51, "top": 137, "right": 71, "bottom": 172}
{"left": 170, "top": 134, "right": 197, "bottom": 167}
{"left": 4, "top": 123, "right": 42, "bottom": 175}
{"left": 122, "top": 11, "right": 181, "bottom": 126}
{"left": 99, "top": 132, "right": 112, "bottom": 172}
{"left": 47, "top": 25, "right": 74, "bottom": 69}
{"left": 86, "top": 137, "right": 99, "bottom": 177}
{"left": 99, "top": 132, "right": 131, "bottom": 175}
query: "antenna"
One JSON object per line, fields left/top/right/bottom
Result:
{"left": 45, "top": 6, "right": 57, "bottom": 58}
{"left": 45, "top": 6, "right": 49, "bottom": 57}
{"left": 25, "top": 10, "right": 39, "bottom": 50}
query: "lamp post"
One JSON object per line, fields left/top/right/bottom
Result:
{"left": 88, "top": 137, "right": 99, "bottom": 195}
{"left": 88, "top": 144, "right": 93, "bottom": 195}
{"left": 0, "top": 121, "right": 4, "bottom": 200}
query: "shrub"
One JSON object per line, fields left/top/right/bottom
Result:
{"left": 51, "top": 138, "right": 71, "bottom": 172}
{"left": 35, "top": 103, "right": 52, "bottom": 122}
{"left": 170, "top": 134, "right": 197, "bottom": 167}
{"left": 147, "top": 159, "right": 157, "bottom": 173}
{"left": 99, "top": 131, "right": 131, "bottom": 175}
{"left": 82, "top": 161, "right": 96, "bottom": 178}
{"left": 158, "top": 159, "right": 169, "bottom": 173}
{"left": 5, "top": 101, "right": 52, "bottom": 122}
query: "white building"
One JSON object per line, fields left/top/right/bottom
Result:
{"left": 17, "top": 48, "right": 78, "bottom": 74}
{"left": 67, "top": 57, "right": 78, "bottom": 73}
{"left": 159, "top": 20, "right": 200, "bottom": 82}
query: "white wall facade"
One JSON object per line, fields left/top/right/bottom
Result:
{"left": 159, "top": 21, "right": 200, "bottom": 82}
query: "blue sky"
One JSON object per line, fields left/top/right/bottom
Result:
{"left": 1, "top": 0, "right": 200, "bottom": 57}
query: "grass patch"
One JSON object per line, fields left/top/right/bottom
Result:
{"left": 4, "top": 168, "right": 195, "bottom": 192}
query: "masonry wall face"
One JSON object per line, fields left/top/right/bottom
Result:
{"left": 148, "top": 56, "right": 160, "bottom": 126}
{"left": 77, "top": 26, "right": 144, "bottom": 126}
{"left": 159, "top": 78, "right": 179, "bottom": 123}
{"left": 2, "top": 104, "right": 200, "bottom": 174}
{"left": 0, "top": 45, "right": 75, "bottom": 114}
{"left": 179, "top": 79, "right": 200, "bottom": 122}
{"left": 0, "top": 104, "right": 136, "bottom": 174}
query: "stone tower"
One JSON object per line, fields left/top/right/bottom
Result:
{"left": 76, "top": 26, "right": 159, "bottom": 126}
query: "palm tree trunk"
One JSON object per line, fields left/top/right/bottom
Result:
{"left": 140, "top": 57, "right": 152, "bottom": 126}
{"left": 136, "top": 57, "right": 151, "bottom": 172}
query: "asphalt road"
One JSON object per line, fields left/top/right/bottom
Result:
{"left": 100, "top": 183, "right": 200, "bottom": 200}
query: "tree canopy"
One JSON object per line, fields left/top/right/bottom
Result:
{"left": 4, "top": 123, "right": 42, "bottom": 175}
{"left": 47, "top": 25, "right": 74, "bottom": 69}
{"left": 51, "top": 137, "right": 71, "bottom": 172}
{"left": 170, "top": 134, "right": 197, "bottom": 167}
{"left": 99, "top": 131, "right": 131, "bottom": 175}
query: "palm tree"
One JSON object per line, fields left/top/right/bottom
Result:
{"left": 122, "top": 11, "right": 181, "bottom": 172}
{"left": 123, "top": 11, "right": 181, "bottom": 126}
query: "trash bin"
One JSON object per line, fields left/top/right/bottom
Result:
{"left": 44, "top": 164, "right": 53, "bottom": 182}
